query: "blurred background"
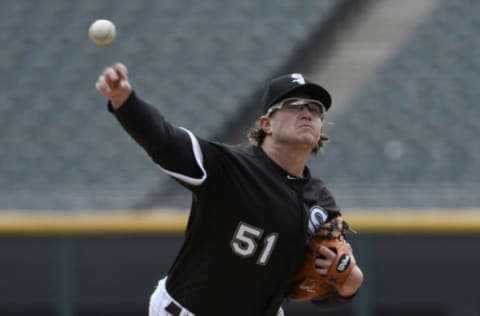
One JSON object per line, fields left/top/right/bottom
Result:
{"left": 1, "top": 0, "right": 479, "bottom": 315}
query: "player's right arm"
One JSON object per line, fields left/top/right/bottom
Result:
{"left": 95, "top": 63, "right": 206, "bottom": 188}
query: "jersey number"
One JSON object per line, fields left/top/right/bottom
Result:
{"left": 230, "top": 222, "right": 278, "bottom": 266}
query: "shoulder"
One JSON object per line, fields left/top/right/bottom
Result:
{"left": 198, "top": 140, "right": 262, "bottom": 167}
{"left": 305, "top": 177, "right": 330, "bottom": 195}
{"left": 305, "top": 176, "right": 341, "bottom": 214}
{"left": 200, "top": 140, "right": 258, "bottom": 157}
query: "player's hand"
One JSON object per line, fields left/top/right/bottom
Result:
{"left": 314, "top": 245, "right": 363, "bottom": 297}
{"left": 314, "top": 245, "right": 336, "bottom": 275}
{"left": 95, "top": 62, "right": 132, "bottom": 109}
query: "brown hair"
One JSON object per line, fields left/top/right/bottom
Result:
{"left": 247, "top": 122, "right": 329, "bottom": 154}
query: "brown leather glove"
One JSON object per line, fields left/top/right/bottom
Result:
{"left": 288, "top": 216, "right": 356, "bottom": 301}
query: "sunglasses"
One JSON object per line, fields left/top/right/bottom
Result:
{"left": 266, "top": 98, "right": 326, "bottom": 118}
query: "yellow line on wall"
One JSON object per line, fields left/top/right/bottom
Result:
{"left": 0, "top": 211, "right": 188, "bottom": 235}
{"left": 346, "top": 209, "right": 480, "bottom": 233}
{"left": 0, "top": 208, "right": 479, "bottom": 235}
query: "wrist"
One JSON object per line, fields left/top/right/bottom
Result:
{"left": 110, "top": 90, "right": 133, "bottom": 110}
{"left": 337, "top": 265, "right": 363, "bottom": 297}
{"left": 110, "top": 94, "right": 130, "bottom": 110}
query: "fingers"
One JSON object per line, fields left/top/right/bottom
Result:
{"left": 314, "top": 259, "right": 329, "bottom": 275}
{"left": 95, "top": 62, "right": 133, "bottom": 109}
{"left": 104, "top": 67, "right": 119, "bottom": 84}
{"left": 95, "top": 62, "right": 131, "bottom": 97}
{"left": 95, "top": 76, "right": 111, "bottom": 95}
{"left": 113, "top": 62, "right": 128, "bottom": 80}
{"left": 96, "top": 69, "right": 113, "bottom": 96}
{"left": 317, "top": 245, "right": 336, "bottom": 260}
{"left": 314, "top": 246, "right": 336, "bottom": 275}
{"left": 104, "top": 63, "right": 127, "bottom": 83}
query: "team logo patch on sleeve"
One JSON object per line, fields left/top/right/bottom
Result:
{"left": 307, "top": 206, "right": 328, "bottom": 236}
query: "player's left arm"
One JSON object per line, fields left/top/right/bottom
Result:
{"left": 307, "top": 183, "right": 364, "bottom": 307}
{"left": 314, "top": 244, "right": 363, "bottom": 297}
{"left": 337, "top": 265, "right": 363, "bottom": 297}
{"left": 310, "top": 240, "right": 363, "bottom": 309}
{"left": 313, "top": 194, "right": 363, "bottom": 298}
{"left": 309, "top": 267, "right": 363, "bottom": 309}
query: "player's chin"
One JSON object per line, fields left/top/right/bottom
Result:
{"left": 297, "top": 127, "right": 319, "bottom": 138}
{"left": 296, "top": 134, "right": 318, "bottom": 148}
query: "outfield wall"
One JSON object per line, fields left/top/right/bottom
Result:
{"left": 1, "top": 210, "right": 479, "bottom": 316}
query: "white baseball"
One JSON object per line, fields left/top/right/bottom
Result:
{"left": 88, "top": 19, "right": 116, "bottom": 46}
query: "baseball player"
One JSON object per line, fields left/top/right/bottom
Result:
{"left": 95, "top": 63, "right": 363, "bottom": 316}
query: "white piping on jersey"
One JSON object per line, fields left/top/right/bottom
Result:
{"left": 156, "top": 127, "right": 207, "bottom": 186}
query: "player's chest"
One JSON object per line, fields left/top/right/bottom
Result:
{"left": 215, "top": 177, "right": 307, "bottom": 250}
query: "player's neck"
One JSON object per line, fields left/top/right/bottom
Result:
{"left": 261, "top": 141, "right": 310, "bottom": 178}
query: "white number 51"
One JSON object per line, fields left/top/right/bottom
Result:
{"left": 230, "top": 222, "right": 278, "bottom": 266}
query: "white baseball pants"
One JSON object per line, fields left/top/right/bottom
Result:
{"left": 149, "top": 277, "right": 285, "bottom": 316}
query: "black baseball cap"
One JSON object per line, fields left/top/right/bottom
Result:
{"left": 261, "top": 73, "right": 332, "bottom": 114}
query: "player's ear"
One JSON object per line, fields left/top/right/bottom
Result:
{"left": 318, "top": 124, "right": 325, "bottom": 141}
{"left": 259, "top": 116, "right": 272, "bottom": 134}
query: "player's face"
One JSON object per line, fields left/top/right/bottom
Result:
{"left": 263, "top": 95, "right": 325, "bottom": 150}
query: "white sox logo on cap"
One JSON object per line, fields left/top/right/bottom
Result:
{"left": 291, "top": 73, "right": 306, "bottom": 85}
{"left": 261, "top": 73, "right": 332, "bottom": 113}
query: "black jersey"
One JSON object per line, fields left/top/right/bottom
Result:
{"left": 112, "top": 92, "right": 341, "bottom": 316}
